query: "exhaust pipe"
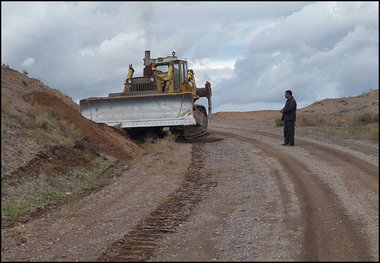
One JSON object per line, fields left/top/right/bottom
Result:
{"left": 144, "top": 50, "right": 150, "bottom": 66}
{"left": 143, "top": 50, "right": 152, "bottom": 76}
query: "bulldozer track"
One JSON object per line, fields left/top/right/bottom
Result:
{"left": 181, "top": 129, "right": 207, "bottom": 140}
{"left": 211, "top": 128, "right": 375, "bottom": 261}
{"left": 98, "top": 142, "right": 216, "bottom": 261}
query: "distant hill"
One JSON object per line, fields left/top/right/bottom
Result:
{"left": 213, "top": 89, "right": 378, "bottom": 119}
{"left": 211, "top": 89, "right": 379, "bottom": 128}
{"left": 300, "top": 89, "right": 379, "bottom": 115}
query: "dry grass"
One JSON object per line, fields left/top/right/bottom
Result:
{"left": 10, "top": 103, "right": 84, "bottom": 146}
{"left": 353, "top": 112, "right": 379, "bottom": 125}
{"left": 1, "top": 152, "right": 119, "bottom": 221}
{"left": 2, "top": 86, "right": 83, "bottom": 148}
{"left": 301, "top": 89, "right": 378, "bottom": 115}
{"left": 287, "top": 112, "right": 379, "bottom": 142}
{"left": 275, "top": 118, "right": 284, "bottom": 127}
{"left": 214, "top": 109, "right": 378, "bottom": 142}
{"left": 318, "top": 124, "right": 378, "bottom": 142}
{"left": 129, "top": 131, "right": 182, "bottom": 177}
{"left": 1, "top": 97, "right": 29, "bottom": 119}
{"left": 140, "top": 131, "right": 177, "bottom": 152}
{"left": 213, "top": 110, "right": 279, "bottom": 126}
{"left": 1, "top": 97, "right": 12, "bottom": 114}
{"left": 163, "top": 154, "right": 178, "bottom": 165}
{"left": 213, "top": 89, "right": 378, "bottom": 143}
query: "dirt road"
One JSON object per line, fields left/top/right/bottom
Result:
{"left": 1, "top": 122, "right": 378, "bottom": 261}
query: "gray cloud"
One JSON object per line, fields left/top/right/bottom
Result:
{"left": 214, "top": 2, "right": 379, "bottom": 111}
{"left": 1, "top": 2, "right": 378, "bottom": 112}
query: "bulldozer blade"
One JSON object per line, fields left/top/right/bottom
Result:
{"left": 80, "top": 92, "right": 198, "bottom": 128}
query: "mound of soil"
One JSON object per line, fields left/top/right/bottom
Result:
{"left": 1, "top": 65, "right": 140, "bottom": 179}
{"left": 1, "top": 65, "right": 80, "bottom": 111}
{"left": 22, "top": 91, "right": 139, "bottom": 161}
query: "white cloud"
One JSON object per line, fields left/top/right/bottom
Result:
{"left": 79, "top": 48, "right": 95, "bottom": 57}
{"left": 190, "top": 59, "right": 235, "bottom": 71}
{"left": 97, "top": 32, "right": 145, "bottom": 58}
{"left": 22, "top": 57, "right": 35, "bottom": 68}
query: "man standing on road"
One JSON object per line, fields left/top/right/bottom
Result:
{"left": 280, "top": 90, "right": 297, "bottom": 146}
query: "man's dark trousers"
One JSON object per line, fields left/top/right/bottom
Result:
{"left": 284, "top": 121, "right": 295, "bottom": 146}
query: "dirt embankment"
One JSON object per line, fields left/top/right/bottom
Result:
{"left": 1, "top": 65, "right": 140, "bottom": 226}
{"left": 1, "top": 65, "right": 139, "bottom": 177}
{"left": 22, "top": 91, "right": 139, "bottom": 161}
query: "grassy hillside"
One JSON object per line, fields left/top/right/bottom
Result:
{"left": 212, "top": 89, "right": 379, "bottom": 142}
{"left": 296, "top": 90, "right": 378, "bottom": 141}
{"left": 300, "top": 89, "right": 378, "bottom": 115}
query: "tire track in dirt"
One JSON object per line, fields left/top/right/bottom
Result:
{"left": 213, "top": 129, "right": 372, "bottom": 261}
{"left": 213, "top": 126, "right": 378, "bottom": 194}
{"left": 269, "top": 167, "right": 297, "bottom": 232}
{"left": 98, "top": 142, "right": 216, "bottom": 261}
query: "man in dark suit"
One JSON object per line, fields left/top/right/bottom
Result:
{"left": 280, "top": 90, "right": 297, "bottom": 146}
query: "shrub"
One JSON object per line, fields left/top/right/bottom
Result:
{"left": 297, "top": 115, "right": 326, "bottom": 127}
{"left": 20, "top": 104, "right": 82, "bottom": 146}
{"left": 35, "top": 112, "right": 51, "bottom": 130}
{"left": 275, "top": 118, "right": 284, "bottom": 127}
{"left": 354, "top": 112, "right": 379, "bottom": 125}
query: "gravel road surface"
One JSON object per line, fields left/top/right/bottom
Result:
{"left": 2, "top": 122, "right": 378, "bottom": 261}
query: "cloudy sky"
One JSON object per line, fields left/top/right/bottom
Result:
{"left": 1, "top": 1, "right": 378, "bottom": 112}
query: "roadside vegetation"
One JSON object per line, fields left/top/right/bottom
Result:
{"left": 2, "top": 152, "right": 121, "bottom": 220}
{"left": 275, "top": 112, "right": 379, "bottom": 142}
{"left": 1, "top": 66, "right": 139, "bottom": 226}
{"left": 2, "top": 97, "right": 82, "bottom": 146}
{"left": 1, "top": 96, "right": 174, "bottom": 225}
{"left": 215, "top": 90, "right": 378, "bottom": 143}
{"left": 1, "top": 98, "right": 130, "bottom": 225}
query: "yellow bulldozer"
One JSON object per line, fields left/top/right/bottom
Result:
{"left": 79, "top": 51, "right": 212, "bottom": 139}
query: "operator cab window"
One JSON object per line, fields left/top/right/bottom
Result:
{"left": 173, "top": 63, "right": 180, "bottom": 91}
{"left": 181, "top": 63, "right": 187, "bottom": 84}
{"left": 155, "top": 64, "right": 169, "bottom": 73}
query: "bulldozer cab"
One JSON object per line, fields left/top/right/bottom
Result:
{"left": 151, "top": 55, "right": 192, "bottom": 94}
{"left": 121, "top": 51, "right": 197, "bottom": 97}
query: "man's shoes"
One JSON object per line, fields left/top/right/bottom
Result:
{"left": 288, "top": 144, "right": 294, "bottom": 147}
{"left": 281, "top": 143, "right": 288, "bottom": 146}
